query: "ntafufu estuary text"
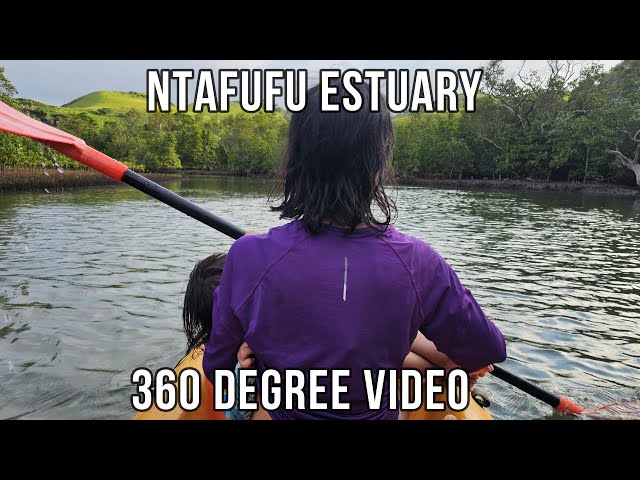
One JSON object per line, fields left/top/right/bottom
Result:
{"left": 146, "top": 68, "right": 483, "bottom": 114}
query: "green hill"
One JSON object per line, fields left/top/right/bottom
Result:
{"left": 14, "top": 90, "right": 248, "bottom": 128}
{"left": 15, "top": 92, "right": 149, "bottom": 126}
{"left": 63, "top": 90, "right": 149, "bottom": 114}
{"left": 14, "top": 97, "right": 110, "bottom": 125}
{"left": 63, "top": 90, "right": 244, "bottom": 116}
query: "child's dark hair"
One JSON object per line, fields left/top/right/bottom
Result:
{"left": 270, "top": 80, "right": 396, "bottom": 234}
{"left": 182, "top": 253, "right": 226, "bottom": 354}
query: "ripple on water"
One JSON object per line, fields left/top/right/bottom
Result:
{"left": 1, "top": 179, "right": 639, "bottom": 419}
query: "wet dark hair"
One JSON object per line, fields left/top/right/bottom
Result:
{"left": 270, "top": 80, "right": 396, "bottom": 234}
{"left": 182, "top": 253, "right": 226, "bottom": 354}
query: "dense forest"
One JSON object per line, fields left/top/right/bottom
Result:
{"left": 1, "top": 60, "right": 640, "bottom": 186}
{"left": 395, "top": 60, "right": 640, "bottom": 186}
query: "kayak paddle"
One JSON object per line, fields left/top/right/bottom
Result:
{"left": 0, "top": 100, "right": 245, "bottom": 240}
{"left": 492, "top": 364, "right": 640, "bottom": 418}
{"left": 491, "top": 364, "right": 586, "bottom": 415}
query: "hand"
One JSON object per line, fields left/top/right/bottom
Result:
{"left": 237, "top": 341, "right": 255, "bottom": 368}
{"left": 468, "top": 364, "right": 493, "bottom": 388}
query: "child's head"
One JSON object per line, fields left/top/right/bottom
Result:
{"left": 182, "top": 252, "right": 226, "bottom": 354}
{"left": 271, "top": 79, "right": 396, "bottom": 233}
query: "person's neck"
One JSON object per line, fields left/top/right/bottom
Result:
{"left": 322, "top": 219, "right": 367, "bottom": 229}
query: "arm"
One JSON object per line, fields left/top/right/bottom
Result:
{"left": 417, "top": 248, "right": 507, "bottom": 373}
{"left": 202, "top": 244, "right": 246, "bottom": 385}
{"left": 410, "top": 331, "right": 457, "bottom": 371}
{"left": 409, "top": 330, "right": 494, "bottom": 386}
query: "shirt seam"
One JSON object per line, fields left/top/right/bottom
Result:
{"left": 233, "top": 231, "right": 312, "bottom": 316}
{"left": 379, "top": 236, "right": 426, "bottom": 321}
{"left": 214, "top": 300, "right": 244, "bottom": 342}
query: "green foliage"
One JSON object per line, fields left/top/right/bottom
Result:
{"left": 218, "top": 111, "right": 288, "bottom": 174}
{"left": 57, "top": 113, "right": 100, "bottom": 146}
{"left": 0, "top": 66, "right": 18, "bottom": 103}
{"left": 394, "top": 112, "right": 471, "bottom": 178}
{"left": 0, "top": 70, "right": 54, "bottom": 170}
{"left": 173, "top": 114, "right": 223, "bottom": 170}
{"left": 0, "top": 74, "right": 286, "bottom": 173}
{"left": 394, "top": 60, "right": 640, "bottom": 185}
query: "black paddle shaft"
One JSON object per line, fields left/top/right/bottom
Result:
{"left": 491, "top": 364, "right": 561, "bottom": 408}
{"left": 122, "top": 170, "right": 245, "bottom": 240}
{"left": 122, "top": 168, "right": 563, "bottom": 412}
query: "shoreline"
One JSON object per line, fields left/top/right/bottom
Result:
{"left": 0, "top": 169, "right": 180, "bottom": 193}
{"left": 396, "top": 177, "right": 639, "bottom": 197}
{"left": 1, "top": 168, "right": 638, "bottom": 198}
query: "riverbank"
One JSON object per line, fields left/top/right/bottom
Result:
{"left": 397, "top": 177, "right": 640, "bottom": 197}
{"left": 2, "top": 168, "right": 638, "bottom": 197}
{"left": 0, "top": 168, "right": 178, "bottom": 193}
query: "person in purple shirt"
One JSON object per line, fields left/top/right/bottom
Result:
{"left": 182, "top": 253, "right": 493, "bottom": 421}
{"left": 203, "top": 80, "right": 506, "bottom": 420}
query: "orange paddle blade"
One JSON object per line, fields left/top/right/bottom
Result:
{"left": 0, "top": 100, "right": 128, "bottom": 181}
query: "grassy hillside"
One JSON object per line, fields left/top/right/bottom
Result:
{"left": 15, "top": 92, "right": 149, "bottom": 126}
{"left": 63, "top": 90, "right": 244, "bottom": 116}
{"left": 63, "top": 90, "right": 150, "bottom": 114}
{"left": 14, "top": 90, "right": 248, "bottom": 129}
{"left": 14, "top": 97, "right": 110, "bottom": 125}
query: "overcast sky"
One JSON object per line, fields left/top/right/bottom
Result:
{"left": 0, "top": 60, "right": 622, "bottom": 106}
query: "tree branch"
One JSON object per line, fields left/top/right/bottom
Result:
{"left": 523, "top": 101, "right": 535, "bottom": 125}
{"left": 617, "top": 127, "right": 640, "bottom": 144}
{"left": 605, "top": 149, "right": 632, "bottom": 167}
{"left": 497, "top": 103, "right": 526, "bottom": 127}
{"left": 517, "top": 61, "right": 528, "bottom": 85}
{"left": 478, "top": 134, "right": 503, "bottom": 150}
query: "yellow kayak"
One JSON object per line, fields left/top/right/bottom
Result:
{"left": 133, "top": 348, "right": 493, "bottom": 420}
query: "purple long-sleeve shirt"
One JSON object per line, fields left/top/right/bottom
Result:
{"left": 203, "top": 220, "right": 506, "bottom": 419}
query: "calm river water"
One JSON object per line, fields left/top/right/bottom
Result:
{"left": 1, "top": 176, "right": 639, "bottom": 419}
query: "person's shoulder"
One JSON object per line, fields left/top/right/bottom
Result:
{"left": 229, "top": 220, "right": 307, "bottom": 256}
{"left": 385, "top": 228, "right": 454, "bottom": 292}
{"left": 382, "top": 226, "right": 443, "bottom": 262}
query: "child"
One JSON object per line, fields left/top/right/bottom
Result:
{"left": 182, "top": 252, "right": 256, "bottom": 420}
{"left": 183, "top": 252, "right": 226, "bottom": 355}
{"left": 203, "top": 80, "right": 506, "bottom": 420}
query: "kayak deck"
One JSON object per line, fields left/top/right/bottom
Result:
{"left": 133, "top": 348, "right": 493, "bottom": 420}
